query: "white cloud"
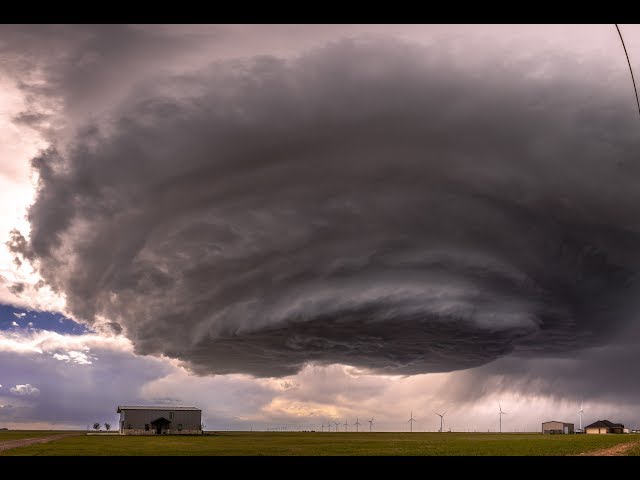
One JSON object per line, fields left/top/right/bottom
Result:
{"left": 27, "top": 322, "right": 33, "bottom": 327}
{"left": 0, "top": 75, "right": 64, "bottom": 314}
{"left": 11, "top": 321, "right": 18, "bottom": 327}
{"left": 0, "top": 329, "right": 132, "bottom": 357}
{"left": 12, "top": 312, "right": 25, "bottom": 318}
{"left": 52, "top": 350, "right": 93, "bottom": 365}
{"left": 10, "top": 384, "right": 40, "bottom": 397}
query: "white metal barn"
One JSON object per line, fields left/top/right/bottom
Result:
{"left": 541, "top": 420, "right": 574, "bottom": 434}
{"left": 117, "top": 406, "right": 202, "bottom": 435}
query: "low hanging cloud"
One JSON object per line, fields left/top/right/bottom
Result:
{"left": 10, "top": 37, "right": 640, "bottom": 378}
{"left": 10, "top": 384, "right": 40, "bottom": 397}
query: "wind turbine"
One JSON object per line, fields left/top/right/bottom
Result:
{"left": 354, "top": 417, "right": 361, "bottom": 433}
{"left": 408, "top": 411, "right": 416, "bottom": 432}
{"left": 334, "top": 420, "right": 340, "bottom": 432}
{"left": 343, "top": 418, "right": 349, "bottom": 432}
{"left": 368, "top": 417, "right": 375, "bottom": 432}
{"left": 436, "top": 411, "right": 447, "bottom": 432}
{"left": 321, "top": 422, "right": 325, "bottom": 432}
{"left": 499, "top": 402, "right": 507, "bottom": 433}
{"left": 579, "top": 402, "right": 584, "bottom": 432}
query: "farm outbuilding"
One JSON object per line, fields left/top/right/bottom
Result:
{"left": 541, "top": 421, "right": 574, "bottom": 434}
{"left": 584, "top": 420, "right": 625, "bottom": 434}
{"left": 117, "top": 406, "right": 202, "bottom": 435}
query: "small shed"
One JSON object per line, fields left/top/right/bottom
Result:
{"left": 542, "top": 421, "right": 574, "bottom": 434}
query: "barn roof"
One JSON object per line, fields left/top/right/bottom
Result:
{"left": 584, "top": 419, "right": 624, "bottom": 429}
{"left": 117, "top": 405, "right": 201, "bottom": 413}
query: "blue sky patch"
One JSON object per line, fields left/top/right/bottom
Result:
{"left": 0, "top": 303, "right": 92, "bottom": 335}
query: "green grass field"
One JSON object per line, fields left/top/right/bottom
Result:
{"left": 2, "top": 431, "right": 640, "bottom": 456}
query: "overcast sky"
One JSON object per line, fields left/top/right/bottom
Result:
{"left": 2, "top": 24, "right": 640, "bottom": 432}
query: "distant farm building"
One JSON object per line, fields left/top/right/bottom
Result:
{"left": 117, "top": 406, "right": 202, "bottom": 435}
{"left": 584, "top": 420, "right": 625, "bottom": 434}
{"left": 541, "top": 421, "right": 574, "bottom": 434}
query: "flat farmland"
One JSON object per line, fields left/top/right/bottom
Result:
{"left": 2, "top": 431, "right": 640, "bottom": 456}
{"left": 0, "top": 430, "right": 70, "bottom": 441}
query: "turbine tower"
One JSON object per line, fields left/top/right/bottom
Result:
{"left": 408, "top": 411, "right": 416, "bottom": 433}
{"left": 436, "top": 411, "right": 447, "bottom": 433}
{"left": 368, "top": 417, "right": 375, "bottom": 432}
{"left": 321, "top": 422, "right": 325, "bottom": 432}
{"left": 343, "top": 418, "right": 349, "bottom": 432}
{"left": 579, "top": 402, "right": 584, "bottom": 431}
{"left": 354, "top": 417, "right": 361, "bottom": 433}
{"left": 499, "top": 402, "right": 507, "bottom": 433}
{"left": 334, "top": 420, "right": 340, "bottom": 432}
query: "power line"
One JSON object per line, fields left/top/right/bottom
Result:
{"left": 615, "top": 24, "right": 640, "bottom": 119}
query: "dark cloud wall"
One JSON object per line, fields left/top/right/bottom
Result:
{"left": 441, "top": 341, "right": 640, "bottom": 402}
{"left": 0, "top": 24, "right": 220, "bottom": 142}
{"left": 11, "top": 37, "right": 640, "bottom": 378}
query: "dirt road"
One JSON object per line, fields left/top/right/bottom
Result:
{"left": 577, "top": 440, "right": 640, "bottom": 456}
{"left": 0, "top": 434, "right": 78, "bottom": 453}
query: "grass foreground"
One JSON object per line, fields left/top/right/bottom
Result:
{"left": 2, "top": 431, "right": 640, "bottom": 456}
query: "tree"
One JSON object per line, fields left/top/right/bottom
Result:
{"left": 93, "top": 422, "right": 101, "bottom": 431}
{"left": 104, "top": 423, "right": 111, "bottom": 431}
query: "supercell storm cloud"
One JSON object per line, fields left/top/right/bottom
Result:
{"left": 10, "top": 37, "right": 640, "bottom": 377}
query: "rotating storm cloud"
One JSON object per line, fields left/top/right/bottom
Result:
{"left": 8, "top": 35, "right": 640, "bottom": 380}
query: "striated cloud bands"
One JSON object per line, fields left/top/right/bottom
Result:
{"left": 10, "top": 38, "right": 640, "bottom": 377}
